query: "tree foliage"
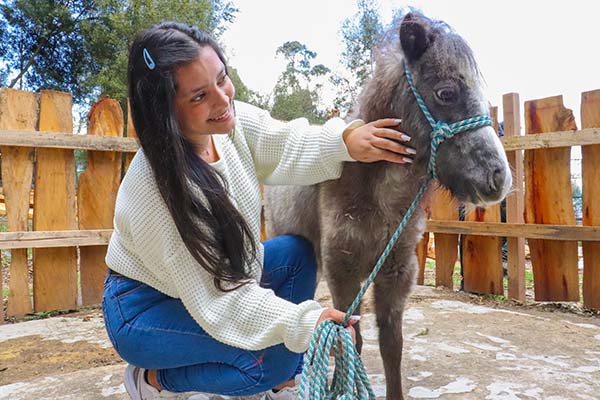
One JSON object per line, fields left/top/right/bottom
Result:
{"left": 227, "top": 66, "right": 268, "bottom": 109}
{"left": 271, "top": 40, "right": 329, "bottom": 124}
{"left": 0, "top": 0, "right": 99, "bottom": 100}
{"left": 0, "top": 0, "right": 240, "bottom": 108}
{"left": 82, "top": 0, "right": 238, "bottom": 109}
{"left": 332, "top": 0, "right": 384, "bottom": 113}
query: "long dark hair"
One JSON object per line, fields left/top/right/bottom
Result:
{"left": 127, "top": 22, "right": 256, "bottom": 291}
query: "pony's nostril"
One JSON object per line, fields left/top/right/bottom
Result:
{"left": 490, "top": 168, "right": 504, "bottom": 193}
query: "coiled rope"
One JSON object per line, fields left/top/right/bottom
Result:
{"left": 298, "top": 65, "right": 493, "bottom": 399}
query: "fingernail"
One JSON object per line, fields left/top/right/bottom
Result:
{"left": 406, "top": 147, "right": 417, "bottom": 155}
{"left": 401, "top": 134, "right": 411, "bottom": 142}
{"left": 395, "top": 119, "right": 402, "bottom": 125}
{"left": 403, "top": 157, "right": 414, "bottom": 163}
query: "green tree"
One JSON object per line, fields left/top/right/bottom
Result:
{"left": 332, "top": 0, "right": 384, "bottom": 113}
{"left": 82, "top": 0, "right": 238, "bottom": 109}
{"left": 228, "top": 66, "right": 268, "bottom": 109}
{"left": 0, "top": 0, "right": 100, "bottom": 100}
{"left": 271, "top": 41, "right": 330, "bottom": 124}
{"left": 0, "top": 0, "right": 238, "bottom": 108}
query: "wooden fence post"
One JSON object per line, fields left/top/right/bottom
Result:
{"left": 430, "top": 187, "right": 459, "bottom": 288}
{"left": 503, "top": 93, "right": 526, "bottom": 302}
{"left": 581, "top": 89, "right": 600, "bottom": 310}
{"left": 0, "top": 89, "right": 37, "bottom": 318}
{"left": 33, "top": 90, "right": 78, "bottom": 311}
{"left": 524, "top": 96, "right": 579, "bottom": 301}
{"left": 462, "top": 107, "right": 503, "bottom": 295}
{"left": 77, "top": 97, "right": 123, "bottom": 305}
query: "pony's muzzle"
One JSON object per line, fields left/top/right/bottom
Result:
{"left": 477, "top": 162, "right": 512, "bottom": 204}
{"left": 486, "top": 167, "right": 511, "bottom": 199}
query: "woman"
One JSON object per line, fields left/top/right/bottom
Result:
{"left": 102, "top": 21, "right": 415, "bottom": 400}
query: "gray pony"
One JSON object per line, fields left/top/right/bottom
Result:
{"left": 265, "top": 11, "right": 511, "bottom": 399}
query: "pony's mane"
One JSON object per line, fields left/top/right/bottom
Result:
{"left": 355, "top": 9, "right": 482, "bottom": 122}
{"left": 375, "top": 9, "right": 480, "bottom": 76}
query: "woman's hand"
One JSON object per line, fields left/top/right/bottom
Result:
{"left": 316, "top": 308, "right": 358, "bottom": 354}
{"left": 343, "top": 119, "right": 415, "bottom": 164}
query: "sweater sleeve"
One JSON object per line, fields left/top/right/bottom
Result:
{"left": 234, "top": 101, "right": 356, "bottom": 185}
{"left": 168, "top": 248, "right": 324, "bottom": 353}
{"left": 112, "top": 160, "right": 324, "bottom": 353}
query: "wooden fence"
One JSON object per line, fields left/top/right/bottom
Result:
{"left": 0, "top": 87, "right": 599, "bottom": 323}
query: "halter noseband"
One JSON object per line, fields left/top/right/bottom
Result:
{"left": 404, "top": 65, "right": 493, "bottom": 179}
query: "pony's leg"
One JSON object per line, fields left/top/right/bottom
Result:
{"left": 373, "top": 252, "right": 417, "bottom": 400}
{"left": 322, "top": 247, "right": 364, "bottom": 353}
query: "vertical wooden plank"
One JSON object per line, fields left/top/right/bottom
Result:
{"left": 416, "top": 231, "right": 429, "bottom": 285}
{"left": 503, "top": 93, "right": 526, "bottom": 302}
{"left": 581, "top": 89, "right": 600, "bottom": 310}
{"left": 0, "top": 88, "right": 37, "bottom": 318}
{"left": 462, "top": 107, "right": 503, "bottom": 295}
{"left": 33, "top": 90, "right": 78, "bottom": 311}
{"left": 430, "top": 188, "right": 459, "bottom": 288}
{"left": 462, "top": 207, "right": 503, "bottom": 294}
{"left": 524, "top": 95, "right": 579, "bottom": 301}
{"left": 77, "top": 98, "right": 123, "bottom": 305}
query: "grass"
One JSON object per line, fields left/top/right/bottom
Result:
{"left": 525, "top": 269, "right": 535, "bottom": 290}
{"left": 501, "top": 268, "right": 535, "bottom": 291}
{"left": 423, "top": 260, "right": 463, "bottom": 289}
{"left": 23, "top": 310, "right": 66, "bottom": 321}
{"left": 423, "top": 260, "right": 436, "bottom": 287}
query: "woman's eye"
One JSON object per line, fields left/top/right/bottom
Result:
{"left": 435, "top": 87, "right": 457, "bottom": 103}
{"left": 218, "top": 75, "right": 228, "bottom": 85}
{"left": 192, "top": 93, "right": 205, "bottom": 102}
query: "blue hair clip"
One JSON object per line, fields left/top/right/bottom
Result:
{"left": 143, "top": 48, "right": 156, "bottom": 70}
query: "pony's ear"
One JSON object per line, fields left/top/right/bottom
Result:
{"left": 400, "top": 12, "right": 431, "bottom": 62}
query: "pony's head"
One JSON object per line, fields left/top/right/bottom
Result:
{"left": 359, "top": 11, "right": 511, "bottom": 206}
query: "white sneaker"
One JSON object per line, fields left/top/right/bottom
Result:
{"left": 264, "top": 386, "right": 299, "bottom": 400}
{"left": 123, "top": 364, "right": 191, "bottom": 399}
{"left": 264, "top": 374, "right": 304, "bottom": 400}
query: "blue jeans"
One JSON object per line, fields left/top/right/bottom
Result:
{"left": 102, "top": 235, "right": 318, "bottom": 395}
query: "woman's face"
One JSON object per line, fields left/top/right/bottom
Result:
{"left": 174, "top": 46, "right": 236, "bottom": 144}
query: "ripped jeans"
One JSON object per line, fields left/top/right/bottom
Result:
{"left": 101, "top": 235, "right": 318, "bottom": 395}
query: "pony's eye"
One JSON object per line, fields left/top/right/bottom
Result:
{"left": 435, "top": 87, "right": 457, "bottom": 103}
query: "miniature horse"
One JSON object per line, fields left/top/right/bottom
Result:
{"left": 265, "top": 11, "right": 511, "bottom": 399}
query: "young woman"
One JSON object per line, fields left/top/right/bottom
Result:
{"left": 102, "top": 21, "right": 415, "bottom": 400}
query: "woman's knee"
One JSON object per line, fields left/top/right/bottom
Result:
{"left": 255, "top": 347, "right": 301, "bottom": 389}
{"left": 281, "top": 235, "right": 316, "bottom": 270}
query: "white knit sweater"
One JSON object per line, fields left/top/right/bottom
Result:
{"left": 106, "top": 101, "right": 355, "bottom": 353}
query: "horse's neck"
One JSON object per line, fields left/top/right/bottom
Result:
{"left": 353, "top": 65, "right": 433, "bottom": 206}
{"left": 343, "top": 159, "right": 429, "bottom": 211}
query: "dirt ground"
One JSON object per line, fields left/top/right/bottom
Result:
{"left": 0, "top": 314, "right": 121, "bottom": 386}
{"left": 1, "top": 281, "right": 599, "bottom": 399}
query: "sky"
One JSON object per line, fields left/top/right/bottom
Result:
{"left": 221, "top": 0, "right": 600, "bottom": 128}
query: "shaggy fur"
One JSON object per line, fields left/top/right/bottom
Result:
{"left": 264, "top": 11, "right": 511, "bottom": 399}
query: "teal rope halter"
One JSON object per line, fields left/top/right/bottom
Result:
{"left": 404, "top": 69, "right": 493, "bottom": 179}
{"left": 299, "top": 65, "right": 493, "bottom": 400}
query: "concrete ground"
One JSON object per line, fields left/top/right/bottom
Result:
{"left": 1, "top": 284, "right": 599, "bottom": 400}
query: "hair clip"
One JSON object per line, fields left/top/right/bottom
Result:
{"left": 143, "top": 48, "right": 156, "bottom": 70}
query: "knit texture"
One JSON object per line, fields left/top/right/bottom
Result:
{"left": 105, "top": 101, "right": 355, "bottom": 353}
